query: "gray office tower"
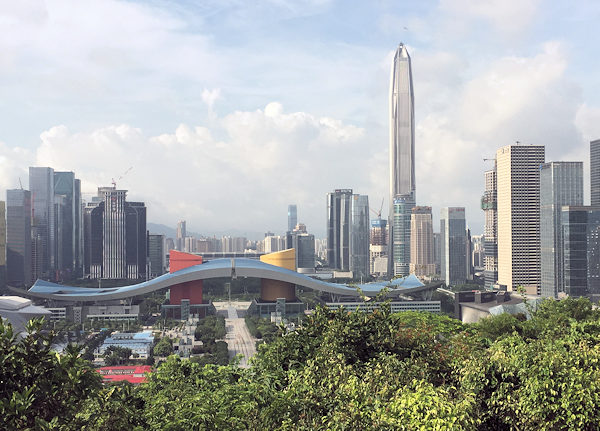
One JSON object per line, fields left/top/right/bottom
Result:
{"left": 561, "top": 206, "right": 600, "bottom": 296}
{"left": 54, "top": 172, "right": 83, "bottom": 279}
{"left": 6, "top": 190, "right": 32, "bottom": 287}
{"left": 84, "top": 187, "right": 147, "bottom": 279}
{"left": 29, "top": 167, "right": 55, "bottom": 279}
{"left": 482, "top": 165, "right": 498, "bottom": 288}
{"left": 148, "top": 234, "right": 166, "bottom": 277}
{"left": 288, "top": 204, "right": 297, "bottom": 232}
{"left": 591, "top": 140, "right": 600, "bottom": 206}
{"left": 388, "top": 43, "right": 416, "bottom": 277}
{"left": 440, "top": 207, "right": 467, "bottom": 287}
{"left": 540, "top": 162, "right": 584, "bottom": 298}
{"left": 327, "top": 189, "right": 370, "bottom": 278}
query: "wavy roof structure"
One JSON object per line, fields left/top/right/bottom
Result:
{"left": 25, "top": 258, "right": 429, "bottom": 302}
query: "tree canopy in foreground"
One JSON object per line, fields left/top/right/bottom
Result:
{"left": 2, "top": 297, "right": 600, "bottom": 430}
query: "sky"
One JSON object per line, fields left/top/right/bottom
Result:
{"left": 1, "top": 0, "right": 600, "bottom": 239}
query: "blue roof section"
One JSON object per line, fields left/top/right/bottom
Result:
{"left": 27, "top": 258, "right": 428, "bottom": 302}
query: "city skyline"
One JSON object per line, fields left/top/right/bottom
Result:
{"left": 1, "top": 2, "right": 600, "bottom": 237}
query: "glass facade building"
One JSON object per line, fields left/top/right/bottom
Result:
{"left": 287, "top": 204, "right": 297, "bottom": 232}
{"left": 410, "top": 206, "right": 435, "bottom": 278}
{"left": 54, "top": 171, "right": 83, "bottom": 279}
{"left": 388, "top": 43, "right": 415, "bottom": 276}
{"left": 561, "top": 206, "right": 600, "bottom": 297}
{"left": 29, "top": 167, "right": 55, "bottom": 279}
{"left": 540, "top": 162, "right": 583, "bottom": 298}
{"left": 392, "top": 194, "right": 414, "bottom": 277}
{"left": 327, "top": 189, "right": 369, "bottom": 278}
{"left": 6, "top": 189, "right": 32, "bottom": 286}
{"left": 440, "top": 207, "right": 467, "bottom": 287}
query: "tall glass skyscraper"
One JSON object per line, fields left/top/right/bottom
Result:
{"left": 6, "top": 189, "right": 32, "bottom": 286}
{"left": 327, "top": 189, "right": 369, "bottom": 278}
{"left": 288, "top": 204, "right": 297, "bottom": 232}
{"left": 540, "top": 162, "right": 583, "bottom": 298}
{"left": 388, "top": 43, "right": 415, "bottom": 277}
{"left": 29, "top": 167, "right": 55, "bottom": 279}
{"left": 440, "top": 207, "right": 467, "bottom": 287}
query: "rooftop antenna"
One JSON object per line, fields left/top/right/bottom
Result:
{"left": 18, "top": 178, "right": 23, "bottom": 190}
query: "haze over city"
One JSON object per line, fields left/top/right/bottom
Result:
{"left": 1, "top": 0, "right": 599, "bottom": 236}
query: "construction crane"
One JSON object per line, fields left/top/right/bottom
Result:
{"left": 111, "top": 166, "right": 133, "bottom": 188}
{"left": 18, "top": 178, "right": 23, "bottom": 190}
{"left": 370, "top": 197, "right": 385, "bottom": 219}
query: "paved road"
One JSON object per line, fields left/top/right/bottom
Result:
{"left": 224, "top": 306, "right": 256, "bottom": 367}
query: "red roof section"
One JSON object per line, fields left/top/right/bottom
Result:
{"left": 169, "top": 250, "right": 203, "bottom": 273}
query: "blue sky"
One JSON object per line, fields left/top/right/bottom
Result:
{"left": 1, "top": 0, "right": 599, "bottom": 238}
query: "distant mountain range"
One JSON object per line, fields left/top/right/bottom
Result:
{"left": 147, "top": 222, "right": 266, "bottom": 241}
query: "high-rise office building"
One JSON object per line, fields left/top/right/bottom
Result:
{"left": 409, "top": 206, "right": 435, "bottom": 278}
{"left": 561, "top": 206, "right": 600, "bottom": 297}
{"left": 369, "top": 219, "right": 387, "bottom": 275}
{"left": 482, "top": 165, "right": 498, "bottom": 288}
{"left": 392, "top": 195, "right": 415, "bottom": 276}
{"left": 6, "top": 189, "right": 32, "bottom": 286}
{"left": 176, "top": 220, "right": 186, "bottom": 251}
{"left": 496, "top": 144, "right": 545, "bottom": 293}
{"left": 291, "top": 233, "right": 315, "bottom": 271}
{"left": 433, "top": 232, "right": 441, "bottom": 276}
{"left": 83, "top": 187, "right": 147, "bottom": 279}
{"left": 351, "top": 194, "right": 370, "bottom": 279}
{"left": 288, "top": 205, "right": 297, "bottom": 232}
{"left": 440, "top": 207, "right": 467, "bottom": 287}
{"left": 54, "top": 171, "right": 83, "bottom": 279}
{"left": 466, "top": 228, "right": 473, "bottom": 281}
{"left": 0, "top": 201, "right": 6, "bottom": 290}
{"left": 326, "top": 189, "right": 369, "bottom": 277}
{"left": 148, "top": 234, "right": 166, "bottom": 277}
{"left": 29, "top": 167, "right": 55, "bottom": 279}
{"left": 540, "top": 162, "right": 584, "bottom": 298}
{"left": 388, "top": 43, "right": 415, "bottom": 277}
{"left": 591, "top": 140, "right": 600, "bottom": 206}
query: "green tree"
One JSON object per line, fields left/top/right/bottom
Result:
{"left": 153, "top": 336, "right": 173, "bottom": 357}
{"left": 0, "top": 318, "right": 102, "bottom": 430}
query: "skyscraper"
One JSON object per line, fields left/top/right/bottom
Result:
{"left": 410, "top": 206, "right": 435, "bottom": 278}
{"left": 6, "top": 189, "right": 32, "bottom": 286}
{"left": 540, "top": 162, "right": 583, "bottom": 297}
{"left": 83, "top": 187, "right": 146, "bottom": 279}
{"left": 176, "top": 220, "right": 186, "bottom": 251}
{"left": 350, "top": 194, "right": 370, "bottom": 279}
{"left": 388, "top": 43, "right": 416, "bottom": 277}
{"left": 148, "top": 234, "right": 166, "bottom": 277}
{"left": 561, "top": 206, "right": 600, "bottom": 297}
{"left": 482, "top": 165, "right": 498, "bottom": 288}
{"left": 54, "top": 171, "right": 83, "bottom": 279}
{"left": 392, "top": 195, "right": 414, "bottom": 276}
{"left": 440, "top": 207, "right": 467, "bottom": 287}
{"left": 0, "top": 201, "right": 6, "bottom": 290}
{"left": 327, "top": 189, "right": 369, "bottom": 277}
{"left": 288, "top": 204, "right": 297, "bottom": 232}
{"left": 591, "top": 139, "right": 600, "bottom": 206}
{"left": 327, "top": 189, "right": 352, "bottom": 272}
{"left": 29, "top": 167, "right": 55, "bottom": 279}
{"left": 369, "top": 219, "right": 387, "bottom": 275}
{"left": 496, "top": 144, "right": 545, "bottom": 293}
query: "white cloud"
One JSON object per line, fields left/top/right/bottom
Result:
{"left": 12, "top": 103, "right": 369, "bottom": 237}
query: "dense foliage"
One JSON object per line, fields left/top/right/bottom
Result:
{"left": 3, "top": 297, "right": 600, "bottom": 429}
